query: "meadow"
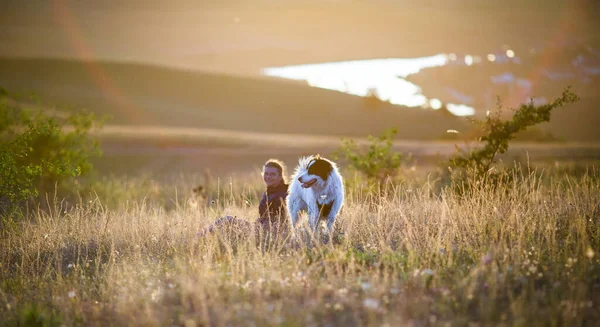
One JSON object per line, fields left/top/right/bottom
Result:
{"left": 2, "top": 1, "right": 600, "bottom": 325}
{"left": 1, "top": 162, "right": 599, "bottom": 326}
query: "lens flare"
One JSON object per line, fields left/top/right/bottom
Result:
{"left": 52, "top": 0, "right": 150, "bottom": 125}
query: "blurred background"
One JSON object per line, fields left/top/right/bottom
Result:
{"left": 1, "top": 0, "right": 599, "bottom": 176}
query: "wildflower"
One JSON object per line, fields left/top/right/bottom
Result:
{"left": 68, "top": 291, "right": 76, "bottom": 298}
{"left": 481, "top": 253, "right": 493, "bottom": 265}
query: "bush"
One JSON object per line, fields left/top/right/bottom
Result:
{"left": 446, "top": 87, "right": 579, "bottom": 191}
{"left": 333, "top": 127, "right": 410, "bottom": 186}
{"left": 0, "top": 88, "right": 103, "bottom": 215}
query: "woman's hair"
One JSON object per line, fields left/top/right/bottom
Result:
{"left": 264, "top": 159, "right": 287, "bottom": 183}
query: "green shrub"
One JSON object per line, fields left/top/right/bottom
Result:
{"left": 333, "top": 127, "right": 410, "bottom": 186}
{"left": 0, "top": 88, "right": 103, "bottom": 215}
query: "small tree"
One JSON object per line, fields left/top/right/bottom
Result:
{"left": 447, "top": 87, "right": 579, "bottom": 189}
{"left": 333, "top": 127, "right": 409, "bottom": 186}
{"left": 0, "top": 88, "right": 103, "bottom": 215}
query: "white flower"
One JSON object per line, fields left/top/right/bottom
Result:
{"left": 360, "top": 282, "right": 372, "bottom": 291}
{"left": 363, "top": 298, "right": 380, "bottom": 310}
{"left": 68, "top": 291, "right": 76, "bottom": 298}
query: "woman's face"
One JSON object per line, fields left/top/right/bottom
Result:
{"left": 263, "top": 166, "right": 283, "bottom": 187}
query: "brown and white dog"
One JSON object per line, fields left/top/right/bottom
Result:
{"left": 286, "top": 155, "right": 344, "bottom": 240}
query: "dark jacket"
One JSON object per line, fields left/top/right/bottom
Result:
{"left": 258, "top": 183, "right": 288, "bottom": 225}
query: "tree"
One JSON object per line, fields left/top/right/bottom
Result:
{"left": 0, "top": 87, "right": 103, "bottom": 215}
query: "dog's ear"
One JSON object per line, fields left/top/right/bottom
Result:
{"left": 309, "top": 158, "right": 333, "bottom": 181}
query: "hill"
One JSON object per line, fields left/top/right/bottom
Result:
{"left": 0, "top": 57, "right": 467, "bottom": 139}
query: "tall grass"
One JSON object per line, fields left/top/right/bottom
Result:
{"left": 1, "top": 167, "right": 599, "bottom": 326}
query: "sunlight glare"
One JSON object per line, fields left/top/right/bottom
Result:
{"left": 465, "top": 55, "right": 473, "bottom": 66}
{"left": 263, "top": 55, "right": 448, "bottom": 108}
{"left": 429, "top": 98, "right": 443, "bottom": 110}
{"left": 446, "top": 103, "right": 476, "bottom": 116}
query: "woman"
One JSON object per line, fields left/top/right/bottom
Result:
{"left": 197, "top": 159, "right": 289, "bottom": 242}
{"left": 257, "top": 159, "right": 289, "bottom": 233}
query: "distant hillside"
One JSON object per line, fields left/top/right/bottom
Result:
{"left": 0, "top": 58, "right": 467, "bottom": 139}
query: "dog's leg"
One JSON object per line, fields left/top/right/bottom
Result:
{"left": 307, "top": 202, "right": 320, "bottom": 232}
{"left": 325, "top": 198, "right": 344, "bottom": 244}
{"left": 287, "top": 198, "right": 306, "bottom": 248}
{"left": 306, "top": 203, "right": 321, "bottom": 246}
{"left": 287, "top": 197, "right": 303, "bottom": 228}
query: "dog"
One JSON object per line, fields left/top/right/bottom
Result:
{"left": 286, "top": 155, "right": 344, "bottom": 241}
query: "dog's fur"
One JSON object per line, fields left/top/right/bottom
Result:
{"left": 287, "top": 155, "right": 344, "bottom": 238}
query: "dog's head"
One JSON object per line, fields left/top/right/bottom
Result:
{"left": 297, "top": 155, "right": 334, "bottom": 189}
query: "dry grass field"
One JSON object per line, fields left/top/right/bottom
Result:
{"left": 2, "top": 2, "right": 599, "bottom": 325}
{"left": 1, "top": 162, "right": 599, "bottom": 326}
